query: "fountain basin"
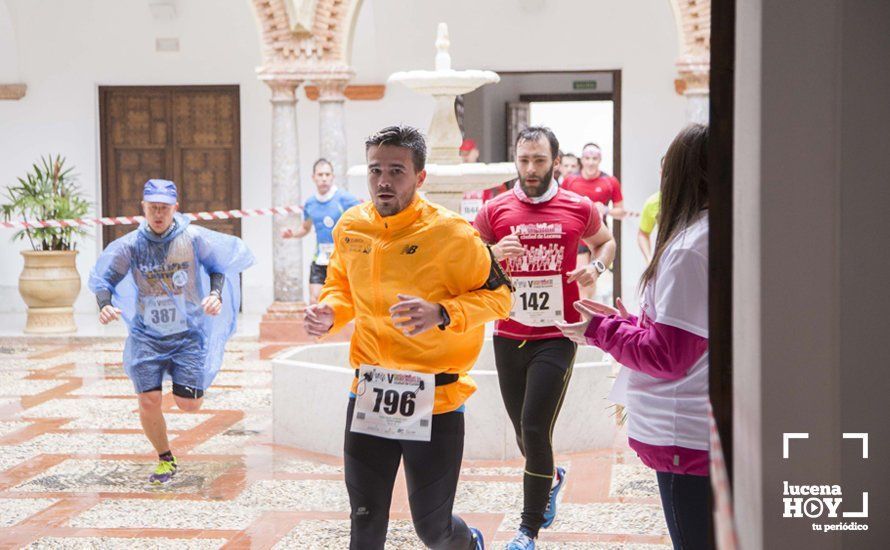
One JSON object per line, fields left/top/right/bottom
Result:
{"left": 389, "top": 69, "right": 500, "bottom": 96}
{"left": 348, "top": 162, "right": 516, "bottom": 190}
{"left": 272, "top": 339, "right": 618, "bottom": 460}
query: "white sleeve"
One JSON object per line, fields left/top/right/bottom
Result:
{"left": 653, "top": 248, "right": 709, "bottom": 338}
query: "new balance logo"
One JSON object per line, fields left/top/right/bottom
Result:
{"left": 401, "top": 245, "right": 419, "bottom": 255}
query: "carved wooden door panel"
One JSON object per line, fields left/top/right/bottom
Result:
{"left": 172, "top": 89, "right": 240, "bottom": 238}
{"left": 100, "top": 86, "right": 241, "bottom": 246}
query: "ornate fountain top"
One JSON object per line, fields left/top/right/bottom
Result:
{"left": 389, "top": 22, "right": 499, "bottom": 96}
{"left": 435, "top": 23, "right": 451, "bottom": 71}
{"left": 351, "top": 23, "right": 517, "bottom": 211}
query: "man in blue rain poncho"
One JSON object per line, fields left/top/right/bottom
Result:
{"left": 89, "top": 179, "right": 254, "bottom": 485}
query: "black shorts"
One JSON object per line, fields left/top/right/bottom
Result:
{"left": 309, "top": 262, "right": 328, "bottom": 285}
{"left": 577, "top": 243, "right": 591, "bottom": 255}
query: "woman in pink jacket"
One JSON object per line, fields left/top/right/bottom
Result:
{"left": 558, "top": 123, "right": 711, "bottom": 550}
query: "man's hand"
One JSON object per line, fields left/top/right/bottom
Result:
{"left": 201, "top": 294, "right": 222, "bottom": 316}
{"left": 554, "top": 300, "right": 599, "bottom": 346}
{"left": 491, "top": 234, "right": 524, "bottom": 261}
{"left": 98, "top": 305, "right": 122, "bottom": 325}
{"left": 389, "top": 294, "right": 444, "bottom": 337}
{"left": 566, "top": 264, "right": 601, "bottom": 287}
{"left": 304, "top": 303, "right": 335, "bottom": 337}
{"left": 281, "top": 228, "right": 299, "bottom": 239}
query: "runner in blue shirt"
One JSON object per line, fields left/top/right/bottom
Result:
{"left": 282, "top": 159, "right": 361, "bottom": 303}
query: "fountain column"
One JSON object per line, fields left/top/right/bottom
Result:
{"left": 381, "top": 23, "right": 517, "bottom": 214}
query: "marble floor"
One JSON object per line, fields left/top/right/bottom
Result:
{"left": 0, "top": 337, "right": 670, "bottom": 549}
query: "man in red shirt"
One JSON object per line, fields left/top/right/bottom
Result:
{"left": 562, "top": 142, "right": 625, "bottom": 298}
{"left": 474, "top": 127, "right": 615, "bottom": 549}
{"left": 556, "top": 152, "right": 580, "bottom": 184}
{"left": 562, "top": 143, "right": 626, "bottom": 220}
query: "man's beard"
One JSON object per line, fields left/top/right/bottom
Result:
{"left": 518, "top": 167, "right": 554, "bottom": 198}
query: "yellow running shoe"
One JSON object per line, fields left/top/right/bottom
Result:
{"left": 148, "top": 456, "right": 178, "bottom": 485}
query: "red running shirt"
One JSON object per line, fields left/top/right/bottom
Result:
{"left": 562, "top": 172, "right": 623, "bottom": 207}
{"left": 474, "top": 185, "right": 601, "bottom": 340}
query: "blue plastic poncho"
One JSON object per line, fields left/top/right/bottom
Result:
{"left": 88, "top": 213, "right": 255, "bottom": 390}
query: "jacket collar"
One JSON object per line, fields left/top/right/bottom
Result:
{"left": 370, "top": 193, "right": 425, "bottom": 231}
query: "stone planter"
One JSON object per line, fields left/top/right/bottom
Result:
{"left": 18, "top": 250, "right": 80, "bottom": 334}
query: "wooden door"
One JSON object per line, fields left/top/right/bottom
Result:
{"left": 99, "top": 86, "right": 241, "bottom": 245}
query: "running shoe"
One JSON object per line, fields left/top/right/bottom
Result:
{"left": 148, "top": 456, "right": 178, "bottom": 485}
{"left": 541, "top": 466, "right": 566, "bottom": 528}
{"left": 470, "top": 526, "right": 485, "bottom": 550}
{"left": 505, "top": 528, "right": 535, "bottom": 549}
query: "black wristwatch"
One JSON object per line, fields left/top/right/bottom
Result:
{"left": 437, "top": 304, "right": 451, "bottom": 331}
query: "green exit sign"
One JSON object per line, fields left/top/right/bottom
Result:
{"left": 573, "top": 80, "right": 598, "bottom": 90}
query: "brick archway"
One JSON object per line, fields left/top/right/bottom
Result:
{"left": 249, "top": 0, "right": 709, "bottom": 89}
{"left": 250, "top": 0, "right": 361, "bottom": 80}
{"left": 669, "top": 0, "right": 711, "bottom": 94}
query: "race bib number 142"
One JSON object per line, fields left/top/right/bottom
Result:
{"left": 510, "top": 275, "right": 564, "bottom": 327}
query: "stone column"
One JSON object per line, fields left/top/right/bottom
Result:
{"left": 316, "top": 78, "right": 350, "bottom": 189}
{"left": 677, "top": 55, "right": 710, "bottom": 124}
{"left": 259, "top": 77, "right": 309, "bottom": 341}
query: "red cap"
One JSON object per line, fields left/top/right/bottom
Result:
{"left": 460, "top": 138, "right": 477, "bottom": 152}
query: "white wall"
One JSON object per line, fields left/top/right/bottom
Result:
{"left": 0, "top": 0, "right": 685, "bottom": 315}
{"left": 0, "top": 0, "right": 21, "bottom": 81}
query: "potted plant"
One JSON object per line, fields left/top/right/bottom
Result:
{"left": 2, "top": 155, "right": 90, "bottom": 333}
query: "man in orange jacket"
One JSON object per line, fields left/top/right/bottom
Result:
{"left": 304, "top": 125, "right": 512, "bottom": 550}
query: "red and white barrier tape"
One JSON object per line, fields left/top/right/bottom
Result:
{"left": 1, "top": 203, "right": 639, "bottom": 230}
{"left": 0, "top": 205, "right": 303, "bottom": 230}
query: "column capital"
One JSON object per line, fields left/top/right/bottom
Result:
{"left": 675, "top": 54, "right": 710, "bottom": 96}
{"left": 313, "top": 78, "right": 351, "bottom": 102}
{"left": 260, "top": 74, "right": 304, "bottom": 102}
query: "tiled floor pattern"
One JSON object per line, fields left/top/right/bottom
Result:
{"left": 0, "top": 339, "right": 670, "bottom": 549}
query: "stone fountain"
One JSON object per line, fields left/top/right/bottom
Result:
{"left": 349, "top": 23, "right": 517, "bottom": 212}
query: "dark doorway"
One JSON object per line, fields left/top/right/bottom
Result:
{"left": 709, "top": 0, "right": 735, "bottom": 484}
{"left": 99, "top": 85, "right": 242, "bottom": 246}
{"left": 518, "top": 84, "right": 623, "bottom": 301}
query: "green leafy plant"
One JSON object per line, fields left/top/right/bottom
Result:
{"left": 1, "top": 155, "right": 90, "bottom": 251}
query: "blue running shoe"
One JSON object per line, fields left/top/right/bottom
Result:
{"left": 541, "top": 466, "right": 566, "bottom": 528}
{"left": 505, "top": 528, "right": 535, "bottom": 549}
{"left": 470, "top": 526, "right": 485, "bottom": 550}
